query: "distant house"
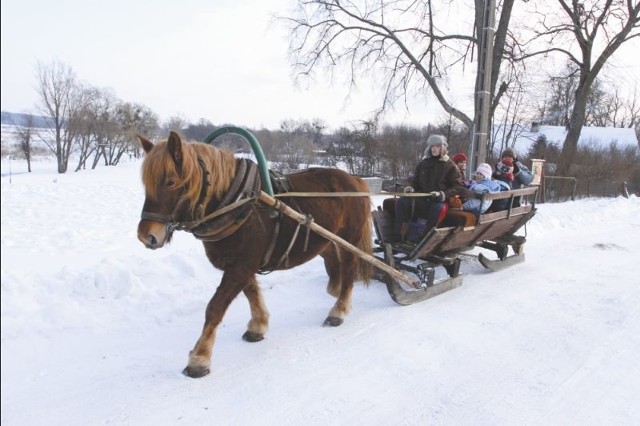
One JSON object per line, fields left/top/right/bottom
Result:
{"left": 492, "top": 123, "right": 639, "bottom": 157}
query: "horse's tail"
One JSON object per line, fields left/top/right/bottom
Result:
{"left": 355, "top": 200, "right": 374, "bottom": 285}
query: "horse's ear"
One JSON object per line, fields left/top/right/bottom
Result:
{"left": 138, "top": 135, "right": 154, "bottom": 153}
{"left": 167, "top": 131, "right": 184, "bottom": 165}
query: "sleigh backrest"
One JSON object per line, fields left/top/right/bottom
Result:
{"left": 407, "top": 186, "right": 539, "bottom": 259}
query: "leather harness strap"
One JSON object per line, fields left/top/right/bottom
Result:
{"left": 191, "top": 159, "right": 260, "bottom": 241}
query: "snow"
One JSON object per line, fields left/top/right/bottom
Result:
{"left": 493, "top": 124, "right": 639, "bottom": 156}
{"left": 2, "top": 157, "right": 640, "bottom": 425}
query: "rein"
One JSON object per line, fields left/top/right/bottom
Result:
{"left": 274, "top": 191, "right": 440, "bottom": 198}
{"left": 141, "top": 155, "right": 440, "bottom": 269}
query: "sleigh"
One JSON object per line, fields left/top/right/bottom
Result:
{"left": 370, "top": 187, "right": 539, "bottom": 305}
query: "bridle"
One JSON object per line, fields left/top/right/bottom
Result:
{"left": 140, "top": 156, "right": 260, "bottom": 239}
{"left": 140, "top": 209, "right": 184, "bottom": 233}
{"left": 139, "top": 157, "right": 213, "bottom": 234}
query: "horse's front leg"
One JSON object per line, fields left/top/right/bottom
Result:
{"left": 183, "top": 270, "right": 250, "bottom": 378}
{"left": 241, "top": 275, "right": 270, "bottom": 342}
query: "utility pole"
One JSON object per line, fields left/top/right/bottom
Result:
{"left": 469, "top": 0, "right": 496, "bottom": 174}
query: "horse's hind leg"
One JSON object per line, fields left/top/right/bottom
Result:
{"left": 242, "top": 275, "right": 269, "bottom": 342}
{"left": 322, "top": 248, "right": 356, "bottom": 327}
{"left": 184, "top": 269, "right": 252, "bottom": 378}
{"left": 323, "top": 245, "right": 342, "bottom": 298}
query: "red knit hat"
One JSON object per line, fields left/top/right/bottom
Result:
{"left": 452, "top": 153, "right": 467, "bottom": 164}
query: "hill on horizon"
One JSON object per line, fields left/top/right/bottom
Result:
{"left": 1, "top": 111, "right": 50, "bottom": 128}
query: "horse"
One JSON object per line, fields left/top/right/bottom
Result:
{"left": 137, "top": 131, "right": 373, "bottom": 378}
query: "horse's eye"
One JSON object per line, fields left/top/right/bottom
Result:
{"left": 165, "top": 179, "right": 176, "bottom": 187}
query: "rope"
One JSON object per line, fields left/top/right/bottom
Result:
{"left": 274, "top": 191, "right": 440, "bottom": 198}
{"left": 175, "top": 197, "right": 255, "bottom": 231}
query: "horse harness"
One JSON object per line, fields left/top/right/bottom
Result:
{"left": 190, "top": 158, "right": 261, "bottom": 242}
{"left": 141, "top": 157, "right": 314, "bottom": 273}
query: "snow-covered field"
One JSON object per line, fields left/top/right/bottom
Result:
{"left": 2, "top": 158, "right": 640, "bottom": 425}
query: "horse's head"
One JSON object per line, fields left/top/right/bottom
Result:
{"left": 137, "top": 131, "right": 240, "bottom": 249}
{"left": 137, "top": 131, "right": 191, "bottom": 249}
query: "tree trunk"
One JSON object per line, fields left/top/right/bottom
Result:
{"left": 558, "top": 81, "right": 590, "bottom": 176}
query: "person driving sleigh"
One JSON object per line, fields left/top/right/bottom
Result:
{"left": 392, "top": 135, "right": 472, "bottom": 243}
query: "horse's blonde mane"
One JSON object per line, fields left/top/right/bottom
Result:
{"left": 141, "top": 138, "right": 237, "bottom": 214}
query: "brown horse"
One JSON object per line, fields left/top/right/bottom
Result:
{"left": 137, "top": 131, "right": 373, "bottom": 378}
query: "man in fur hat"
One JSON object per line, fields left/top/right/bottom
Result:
{"left": 393, "top": 135, "right": 472, "bottom": 243}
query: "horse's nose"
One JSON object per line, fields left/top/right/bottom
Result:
{"left": 138, "top": 220, "right": 167, "bottom": 249}
{"left": 146, "top": 234, "right": 158, "bottom": 248}
{"left": 139, "top": 233, "right": 160, "bottom": 249}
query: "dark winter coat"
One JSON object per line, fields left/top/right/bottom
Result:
{"left": 410, "top": 155, "right": 473, "bottom": 199}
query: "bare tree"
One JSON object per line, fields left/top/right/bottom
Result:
{"left": 183, "top": 118, "right": 217, "bottom": 141}
{"left": 540, "top": 62, "right": 581, "bottom": 126}
{"left": 284, "top": 0, "right": 518, "bottom": 165}
{"left": 599, "top": 85, "right": 640, "bottom": 128}
{"left": 273, "top": 119, "right": 316, "bottom": 171}
{"left": 539, "top": 62, "right": 640, "bottom": 131}
{"left": 309, "top": 118, "right": 327, "bottom": 147}
{"left": 517, "top": 0, "right": 640, "bottom": 175}
{"left": 490, "top": 72, "right": 535, "bottom": 161}
{"left": 75, "top": 86, "right": 109, "bottom": 171}
{"left": 163, "top": 115, "right": 189, "bottom": 134}
{"left": 117, "top": 102, "right": 160, "bottom": 159}
{"left": 15, "top": 114, "right": 35, "bottom": 172}
{"left": 352, "top": 119, "right": 379, "bottom": 176}
{"left": 379, "top": 124, "right": 425, "bottom": 181}
{"left": 35, "top": 60, "right": 88, "bottom": 173}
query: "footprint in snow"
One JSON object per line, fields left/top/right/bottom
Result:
{"left": 593, "top": 243, "right": 627, "bottom": 251}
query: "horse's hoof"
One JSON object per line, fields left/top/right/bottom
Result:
{"left": 242, "top": 331, "right": 265, "bottom": 342}
{"left": 182, "top": 365, "right": 210, "bottom": 378}
{"left": 323, "top": 316, "right": 343, "bottom": 327}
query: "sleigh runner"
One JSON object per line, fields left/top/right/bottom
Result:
{"left": 136, "top": 126, "right": 538, "bottom": 378}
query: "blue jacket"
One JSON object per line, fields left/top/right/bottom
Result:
{"left": 462, "top": 178, "right": 503, "bottom": 214}
{"left": 513, "top": 161, "right": 534, "bottom": 189}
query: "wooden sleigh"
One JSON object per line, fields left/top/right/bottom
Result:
{"left": 371, "top": 187, "right": 539, "bottom": 305}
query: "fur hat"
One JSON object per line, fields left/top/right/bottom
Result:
{"left": 501, "top": 147, "right": 517, "bottom": 159}
{"left": 475, "top": 163, "right": 493, "bottom": 180}
{"left": 452, "top": 153, "right": 467, "bottom": 164}
{"left": 424, "top": 135, "right": 448, "bottom": 157}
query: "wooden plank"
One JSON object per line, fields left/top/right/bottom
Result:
{"left": 372, "top": 209, "right": 394, "bottom": 244}
{"left": 478, "top": 206, "right": 532, "bottom": 224}
{"left": 481, "top": 186, "right": 539, "bottom": 201}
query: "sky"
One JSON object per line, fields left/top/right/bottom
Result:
{"left": 0, "top": 0, "right": 451, "bottom": 131}
{"left": 2, "top": 153, "right": 640, "bottom": 425}
{"left": 1, "top": 1, "right": 639, "bottom": 132}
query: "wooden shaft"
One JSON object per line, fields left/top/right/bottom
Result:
{"left": 258, "top": 191, "right": 419, "bottom": 289}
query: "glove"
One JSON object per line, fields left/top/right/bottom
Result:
{"left": 497, "top": 160, "right": 514, "bottom": 175}
{"left": 434, "top": 191, "right": 446, "bottom": 202}
{"left": 404, "top": 186, "right": 415, "bottom": 193}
